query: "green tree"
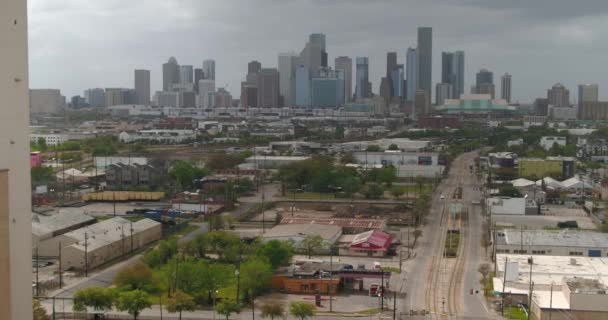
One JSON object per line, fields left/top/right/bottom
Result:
{"left": 166, "top": 290, "right": 196, "bottom": 320}
{"left": 289, "top": 302, "right": 315, "bottom": 320}
{"left": 158, "top": 237, "right": 179, "bottom": 264}
{"left": 31, "top": 166, "right": 55, "bottom": 185}
{"left": 334, "top": 126, "right": 345, "bottom": 139}
{"left": 169, "top": 161, "right": 209, "bottom": 190}
{"left": 260, "top": 301, "right": 285, "bottom": 320}
{"left": 36, "top": 137, "right": 48, "bottom": 152}
{"left": 205, "top": 230, "right": 241, "bottom": 261}
{"left": 206, "top": 153, "right": 246, "bottom": 171}
{"left": 366, "top": 145, "right": 381, "bottom": 152}
{"left": 240, "top": 257, "right": 273, "bottom": 299}
{"left": 257, "top": 240, "right": 294, "bottom": 269}
{"left": 188, "top": 233, "right": 207, "bottom": 258}
{"left": 216, "top": 300, "right": 241, "bottom": 320}
{"left": 207, "top": 215, "right": 225, "bottom": 231}
{"left": 390, "top": 186, "right": 405, "bottom": 199}
{"left": 73, "top": 287, "right": 114, "bottom": 313}
{"left": 300, "top": 235, "right": 324, "bottom": 258}
{"left": 33, "top": 299, "right": 50, "bottom": 320}
{"left": 498, "top": 185, "right": 522, "bottom": 197}
{"left": 388, "top": 143, "right": 399, "bottom": 150}
{"left": 362, "top": 183, "right": 384, "bottom": 199}
{"left": 113, "top": 262, "right": 159, "bottom": 292}
{"left": 114, "top": 290, "right": 151, "bottom": 320}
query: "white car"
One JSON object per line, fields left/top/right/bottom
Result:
{"left": 440, "top": 194, "right": 445, "bottom": 200}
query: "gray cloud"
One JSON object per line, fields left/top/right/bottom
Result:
{"left": 28, "top": 0, "right": 608, "bottom": 103}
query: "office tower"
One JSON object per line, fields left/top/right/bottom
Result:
{"left": 121, "top": 89, "right": 138, "bottom": 104}
{"left": 134, "top": 69, "right": 151, "bottom": 105}
{"left": 104, "top": 88, "right": 124, "bottom": 106}
{"left": 198, "top": 80, "right": 215, "bottom": 108}
{"left": 335, "top": 56, "right": 353, "bottom": 102}
{"left": 391, "top": 65, "right": 404, "bottom": 99}
{"left": 474, "top": 69, "right": 495, "bottom": 98}
{"left": 248, "top": 60, "right": 262, "bottom": 74}
{"left": 154, "top": 91, "right": 180, "bottom": 107}
{"left": 335, "top": 69, "right": 345, "bottom": 106}
{"left": 162, "top": 57, "right": 180, "bottom": 91}
{"left": 435, "top": 83, "right": 453, "bottom": 106}
{"left": 278, "top": 52, "right": 298, "bottom": 107}
{"left": 194, "top": 68, "right": 204, "bottom": 94}
{"left": 442, "top": 51, "right": 465, "bottom": 99}
{"left": 312, "top": 77, "right": 338, "bottom": 107}
{"left": 578, "top": 101, "right": 608, "bottom": 120}
{"left": 299, "top": 39, "right": 322, "bottom": 77}
{"left": 578, "top": 84, "right": 598, "bottom": 107}
{"left": 547, "top": 83, "right": 570, "bottom": 107}
{"left": 309, "top": 33, "right": 327, "bottom": 67}
{"left": 84, "top": 88, "right": 106, "bottom": 107}
{"left": 379, "top": 77, "right": 392, "bottom": 107}
{"left": 534, "top": 98, "right": 550, "bottom": 116}
{"left": 1, "top": 1, "right": 32, "bottom": 318}
{"left": 414, "top": 89, "right": 430, "bottom": 116}
{"left": 215, "top": 88, "right": 232, "bottom": 108}
{"left": 386, "top": 52, "right": 398, "bottom": 98}
{"left": 406, "top": 48, "right": 418, "bottom": 102}
{"left": 203, "top": 59, "right": 215, "bottom": 80}
{"left": 241, "top": 82, "right": 258, "bottom": 108}
{"left": 181, "top": 91, "right": 196, "bottom": 108}
{"left": 417, "top": 27, "right": 433, "bottom": 98}
{"left": 501, "top": 73, "right": 512, "bottom": 103}
{"left": 256, "top": 68, "right": 280, "bottom": 108}
{"left": 295, "top": 65, "right": 311, "bottom": 107}
{"left": 29, "top": 89, "right": 66, "bottom": 114}
{"left": 179, "top": 65, "right": 193, "bottom": 85}
{"left": 355, "top": 57, "right": 370, "bottom": 99}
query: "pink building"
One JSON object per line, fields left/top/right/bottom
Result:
{"left": 30, "top": 151, "right": 43, "bottom": 167}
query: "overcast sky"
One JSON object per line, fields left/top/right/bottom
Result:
{"left": 28, "top": 0, "right": 608, "bottom": 103}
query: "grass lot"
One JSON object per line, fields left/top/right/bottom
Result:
{"left": 480, "top": 272, "right": 495, "bottom": 297}
{"left": 504, "top": 306, "right": 529, "bottom": 320}
{"left": 292, "top": 192, "right": 336, "bottom": 200}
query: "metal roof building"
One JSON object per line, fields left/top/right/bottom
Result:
{"left": 495, "top": 229, "right": 608, "bottom": 257}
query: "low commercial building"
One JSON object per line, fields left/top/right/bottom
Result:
{"left": 351, "top": 151, "right": 445, "bottom": 178}
{"left": 118, "top": 129, "right": 196, "bottom": 144}
{"left": 532, "top": 277, "right": 608, "bottom": 320}
{"left": 94, "top": 156, "right": 148, "bottom": 169}
{"left": 487, "top": 197, "right": 538, "bottom": 216}
{"left": 334, "top": 138, "right": 431, "bottom": 153}
{"left": 32, "top": 212, "right": 97, "bottom": 256}
{"left": 540, "top": 136, "right": 567, "bottom": 151}
{"left": 338, "top": 230, "right": 394, "bottom": 257}
{"left": 518, "top": 157, "right": 576, "bottom": 179}
{"left": 263, "top": 224, "right": 342, "bottom": 253}
{"left": 30, "top": 151, "right": 43, "bottom": 167}
{"left": 244, "top": 156, "right": 310, "bottom": 169}
{"left": 62, "top": 217, "right": 162, "bottom": 270}
{"left": 30, "top": 89, "right": 66, "bottom": 114}
{"left": 489, "top": 152, "right": 517, "bottom": 168}
{"left": 280, "top": 217, "right": 386, "bottom": 233}
{"left": 29, "top": 133, "right": 68, "bottom": 146}
{"left": 105, "top": 163, "right": 160, "bottom": 189}
{"left": 272, "top": 262, "right": 342, "bottom": 295}
{"left": 495, "top": 229, "right": 608, "bottom": 256}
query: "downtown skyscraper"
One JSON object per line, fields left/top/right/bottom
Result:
{"left": 417, "top": 27, "right": 433, "bottom": 99}
{"left": 162, "top": 57, "right": 180, "bottom": 91}
{"left": 335, "top": 56, "right": 353, "bottom": 102}
{"left": 355, "top": 57, "right": 370, "bottom": 99}
{"left": 501, "top": 73, "right": 512, "bottom": 103}
{"left": 278, "top": 52, "right": 298, "bottom": 107}
{"left": 203, "top": 59, "right": 215, "bottom": 80}
{"left": 134, "top": 69, "right": 150, "bottom": 105}
{"left": 406, "top": 47, "right": 418, "bottom": 102}
{"left": 441, "top": 51, "right": 465, "bottom": 99}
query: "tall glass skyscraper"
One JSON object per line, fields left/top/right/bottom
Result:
{"left": 417, "top": 27, "right": 433, "bottom": 98}
{"left": 406, "top": 48, "right": 418, "bottom": 102}
{"left": 441, "top": 51, "right": 464, "bottom": 99}
{"left": 391, "top": 65, "right": 404, "bottom": 98}
{"left": 355, "top": 57, "right": 369, "bottom": 99}
{"left": 295, "top": 65, "right": 311, "bottom": 106}
{"left": 312, "top": 78, "right": 338, "bottom": 107}
{"left": 309, "top": 33, "right": 327, "bottom": 67}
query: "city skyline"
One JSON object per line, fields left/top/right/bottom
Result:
{"left": 28, "top": 0, "right": 608, "bottom": 103}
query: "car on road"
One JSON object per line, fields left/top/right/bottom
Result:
{"left": 440, "top": 194, "right": 445, "bottom": 200}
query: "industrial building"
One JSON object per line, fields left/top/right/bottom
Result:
{"left": 495, "top": 229, "right": 608, "bottom": 257}
{"left": 61, "top": 217, "right": 162, "bottom": 271}
{"left": 351, "top": 151, "right": 445, "bottom": 178}
{"left": 32, "top": 212, "right": 96, "bottom": 256}
{"left": 518, "top": 157, "right": 576, "bottom": 179}
{"left": 531, "top": 277, "right": 608, "bottom": 320}
{"left": 487, "top": 197, "right": 538, "bottom": 216}
{"left": 244, "top": 156, "right": 310, "bottom": 169}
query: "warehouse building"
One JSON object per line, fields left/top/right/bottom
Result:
{"left": 61, "top": 217, "right": 161, "bottom": 271}
{"left": 32, "top": 212, "right": 97, "bottom": 256}
{"left": 495, "top": 229, "right": 608, "bottom": 257}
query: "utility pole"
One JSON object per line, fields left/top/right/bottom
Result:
{"left": 527, "top": 257, "right": 534, "bottom": 320}
{"left": 549, "top": 282, "right": 554, "bottom": 320}
{"left": 58, "top": 241, "right": 63, "bottom": 288}
{"left": 35, "top": 246, "right": 39, "bottom": 296}
{"left": 501, "top": 257, "right": 508, "bottom": 315}
{"left": 380, "top": 269, "right": 385, "bottom": 311}
{"left": 130, "top": 221, "right": 134, "bottom": 254}
{"left": 84, "top": 232, "right": 89, "bottom": 277}
{"left": 329, "top": 246, "right": 333, "bottom": 312}
{"left": 393, "top": 291, "right": 397, "bottom": 320}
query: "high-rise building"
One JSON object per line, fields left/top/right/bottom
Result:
{"left": 474, "top": 69, "right": 495, "bottom": 98}
{"left": 248, "top": 60, "right": 262, "bottom": 74}
{"left": 534, "top": 98, "right": 550, "bottom": 116}
{"left": 162, "top": 57, "right": 180, "bottom": 91}
{"left": 29, "top": 89, "right": 66, "bottom": 114}
{"left": 154, "top": 91, "right": 180, "bottom": 107}
{"left": 501, "top": 73, "right": 512, "bottom": 103}
{"left": 215, "top": 88, "right": 232, "bottom": 108}
{"left": 278, "top": 52, "right": 298, "bottom": 107}
{"left": 179, "top": 65, "right": 193, "bottom": 85}
{"left": 312, "top": 77, "right": 338, "bottom": 108}
{"left": 1, "top": 1, "right": 32, "bottom": 318}
{"left": 414, "top": 89, "right": 430, "bottom": 116}
{"left": 578, "top": 84, "right": 598, "bottom": 107}
{"left": 240, "top": 82, "right": 258, "bottom": 109}
{"left": 295, "top": 65, "right": 311, "bottom": 107}
{"left": 194, "top": 68, "right": 204, "bottom": 94}
{"left": 578, "top": 101, "right": 608, "bottom": 120}
{"left": 335, "top": 69, "right": 345, "bottom": 107}
{"left": 334, "top": 56, "right": 353, "bottom": 102}
{"left": 134, "top": 69, "right": 151, "bottom": 105}
{"left": 257, "top": 68, "right": 280, "bottom": 108}
{"left": 386, "top": 51, "right": 398, "bottom": 78}
{"left": 547, "top": 83, "right": 570, "bottom": 107}
{"left": 391, "top": 65, "right": 405, "bottom": 99}
{"left": 198, "top": 80, "right": 215, "bottom": 108}
{"left": 441, "top": 51, "right": 465, "bottom": 99}
{"left": 299, "top": 40, "right": 322, "bottom": 77}
{"left": 379, "top": 77, "right": 392, "bottom": 107}
{"left": 203, "top": 59, "right": 215, "bottom": 80}
{"left": 84, "top": 88, "right": 106, "bottom": 107}
{"left": 406, "top": 48, "right": 418, "bottom": 102}
{"left": 104, "top": 88, "right": 125, "bottom": 107}
{"left": 309, "top": 33, "right": 327, "bottom": 67}
{"left": 435, "top": 83, "right": 453, "bottom": 106}
{"left": 417, "top": 27, "right": 433, "bottom": 99}
{"left": 181, "top": 91, "right": 196, "bottom": 108}
{"left": 355, "top": 57, "right": 370, "bottom": 99}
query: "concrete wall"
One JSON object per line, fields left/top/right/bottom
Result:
{"left": 0, "top": 0, "right": 33, "bottom": 318}
{"left": 34, "top": 234, "right": 77, "bottom": 257}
